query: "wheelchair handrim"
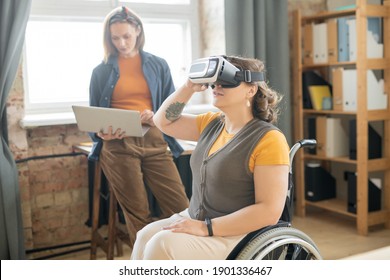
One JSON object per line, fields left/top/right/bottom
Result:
{"left": 253, "top": 236, "right": 322, "bottom": 260}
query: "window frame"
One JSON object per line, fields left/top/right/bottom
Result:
{"left": 21, "top": 0, "right": 200, "bottom": 127}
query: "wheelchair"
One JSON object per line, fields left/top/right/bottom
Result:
{"left": 226, "top": 139, "right": 323, "bottom": 260}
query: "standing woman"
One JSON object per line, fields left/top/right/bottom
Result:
{"left": 88, "top": 6, "right": 189, "bottom": 249}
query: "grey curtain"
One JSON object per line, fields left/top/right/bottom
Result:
{"left": 0, "top": 0, "right": 31, "bottom": 259}
{"left": 225, "top": 0, "right": 291, "bottom": 144}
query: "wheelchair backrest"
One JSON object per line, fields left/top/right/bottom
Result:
{"left": 279, "top": 139, "right": 316, "bottom": 223}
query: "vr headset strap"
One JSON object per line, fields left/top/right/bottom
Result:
{"left": 235, "top": 70, "right": 265, "bottom": 83}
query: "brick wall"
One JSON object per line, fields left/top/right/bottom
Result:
{"left": 5, "top": 0, "right": 326, "bottom": 258}
{"left": 8, "top": 64, "right": 91, "bottom": 256}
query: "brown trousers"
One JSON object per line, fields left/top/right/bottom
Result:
{"left": 99, "top": 127, "right": 189, "bottom": 248}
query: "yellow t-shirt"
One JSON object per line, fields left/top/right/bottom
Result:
{"left": 196, "top": 112, "right": 290, "bottom": 172}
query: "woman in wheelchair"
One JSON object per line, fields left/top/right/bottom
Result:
{"left": 130, "top": 55, "right": 290, "bottom": 260}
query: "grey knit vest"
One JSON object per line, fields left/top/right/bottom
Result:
{"left": 188, "top": 116, "right": 279, "bottom": 220}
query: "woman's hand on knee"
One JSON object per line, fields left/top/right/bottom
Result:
{"left": 162, "top": 218, "right": 208, "bottom": 237}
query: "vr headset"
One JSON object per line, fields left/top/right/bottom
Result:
{"left": 188, "top": 56, "right": 265, "bottom": 88}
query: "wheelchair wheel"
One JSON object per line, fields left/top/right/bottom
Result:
{"left": 235, "top": 227, "right": 322, "bottom": 260}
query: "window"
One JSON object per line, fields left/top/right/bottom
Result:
{"left": 22, "top": 0, "right": 200, "bottom": 126}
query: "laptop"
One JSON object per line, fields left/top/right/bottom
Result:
{"left": 72, "top": 105, "right": 150, "bottom": 137}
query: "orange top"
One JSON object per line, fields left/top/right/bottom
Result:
{"left": 196, "top": 112, "right": 290, "bottom": 173}
{"left": 111, "top": 54, "right": 152, "bottom": 112}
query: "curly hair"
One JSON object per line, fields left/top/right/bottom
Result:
{"left": 226, "top": 56, "right": 282, "bottom": 124}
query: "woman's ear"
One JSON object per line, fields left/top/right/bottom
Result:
{"left": 247, "top": 84, "right": 258, "bottom": 98}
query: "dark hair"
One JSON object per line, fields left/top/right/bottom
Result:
{"left": 226, "top": 55, "right": 281, "bottom": 124}
{"left": 102, "top": 6, "right": 145, "bottom": 62}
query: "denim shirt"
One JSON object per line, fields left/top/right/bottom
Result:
{"left": 88, "top": 50, "right": 184, "bottom": 161}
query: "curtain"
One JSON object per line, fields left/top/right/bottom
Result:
{"left": 224, "top": 0, "right": 291, "bottom": 144}
{"left": 0, "top": 0, "right": 32, "bottom": 260}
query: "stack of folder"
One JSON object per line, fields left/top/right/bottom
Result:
{"left": 332, "top": 68, "right": 387, "bottom": 111}
{"left": 346, "top": 18, "right": 383, "bottom": 61}
{"left": 303, "top": 16, "right": 383, "bottom": 64}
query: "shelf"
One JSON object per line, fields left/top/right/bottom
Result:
{"left": 292, "top": 1, "right": 390, "bottom": 235}
{"left": 301, "top": 4, "right": 390, "bottom": 24}
{"left": 306, "top": 199, "right": 390, "bottom": 225}
{"left": 366, "top": 4, "right": 390, "bottom": 17}
{"left": 302, "top": 61, "right": 355, "bottom": 69}
{"left": 302, "top": 109, "right": 390, "bottom": 121}
{"left": 302, "top": 58, "right": 390, "bottom": 70}
{"left": 303, "top": 155, "right": 390, "bottom": 172}
{"left": 301, "top": 9, "right": 356, "bottom": 23}
{"left": 305, "top": 199, "right": 356, "bottom": 218}
{"left": 368, "top": 210, "right": 390, "bottom": 226}
{"left": 366, "top": 58, "right": 390, "bottom": 70}
{"left": 304, "top": 154, "right": 355, "bottom": 164}
{"left": 367, "top": 158, "right": 390, "bottom": 172}
{"left": 303, "top": 109, "right": 355, "bottom": 115}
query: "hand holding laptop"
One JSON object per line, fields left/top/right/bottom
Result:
{"left": 140, "top": 109, "right": 155, "bottom": 127}
{"left": 97, "top": 125, "right": 127, "bottom": 140}
{"left": 72, "top": 105, "right": 151, "bottom": 138}
{"left": 97, "top": 109, "right": 154, "bottom": 140}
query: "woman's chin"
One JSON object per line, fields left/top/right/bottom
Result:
{"left": 212, "top": 101, "right": 223, "bottom": 110}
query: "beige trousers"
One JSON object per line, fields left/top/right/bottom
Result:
{"left": 99, "top": 127, "right": 189, "bottom": 248}
{"left": 131, "top": 209, "right": 246, "bottom": 260}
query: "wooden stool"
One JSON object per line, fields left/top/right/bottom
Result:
{"left": 90, "top": 161, "right": 131, "bottom": 260}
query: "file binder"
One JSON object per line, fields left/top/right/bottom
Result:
{"left": 313, "top": 22, "right": 328, "bottom": 63}
{"left": 327, "top": 19, "right": 338, "bottom": 63}
{"left": 308, "top": 85, "right": 332, "bottom": 110}
{"left": 347, "top": 17, "right": 383, "bottom": 61}
{"left": 331, "top": 67, "right": 343, "bottom": 111}
{"left": 303, "top": 23, "right": 314, "bottom": 65}
{"left": 368, "top": 17, "right": 381, "bottom": 43}
{"left": 337, "top": 17, "right": 350, "bottom": 62}
{"left": 349, "top": 119, "right": 382, "bottom": 160}
{"left": 367, "top": 17, "right": 383, "bottom": 58}
{"left": 347, "top": 19, "right": 357, "bottom": 61}
{"left": 367, "top": 70, "right": 387, "bottom": 110}
{"left": 305, "top": 163, "right": 336, "bottom": 202}
{"left": 316, "top": 117, "right": 349, "bottom": 157}
{"left": 342, "top": 69, "right": 357, "bottom": 111}
{"left": 346, "top": 172, "right": 381, "bottom": 213}
{"left": 339, "top": 69, "right": 387, "bottom": 111}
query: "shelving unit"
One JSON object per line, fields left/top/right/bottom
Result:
{"left": 292, "top": 0, "right": 390, "bottom": 235}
